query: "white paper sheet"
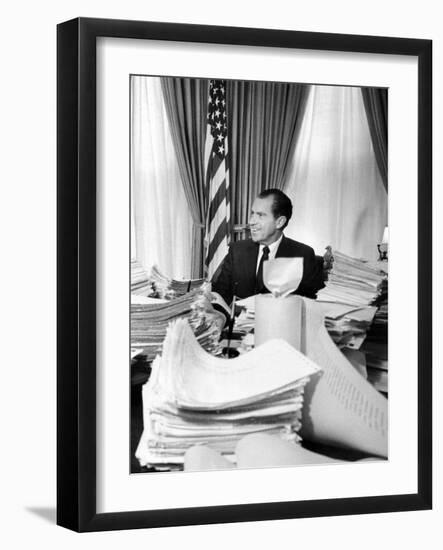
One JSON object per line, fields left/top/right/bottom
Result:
{"left": 263, "top": 257, "right": 304, "bottom": 297}
{"left": 255, "top": 294, "right": 303, "bottom": 351}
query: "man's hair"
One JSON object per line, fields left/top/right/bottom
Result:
{"left": 258, "top": 188, "right": 293, "bottom": 230}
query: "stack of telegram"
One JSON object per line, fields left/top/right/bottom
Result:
{"left": 150, "top": 265, "right": 206, "bottom": 299}
{"left": 136, "top": 319, "right": 322, "bottom": 470}
{"left": 131, "top": 289, "right": 223, "bottom": 362}
{"left": 317, "top": 251, "right": 386, "bottom": 307}
{"left": 131, "top": 259, "right": 154, "bottom": 297}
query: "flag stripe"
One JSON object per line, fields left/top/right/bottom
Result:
{"left": 205, "top": 150, "right": 227, "bottom": 199}
{"left": 208, "top": 148, "right": 224, "bottom": 176}
{"left": 206, "top": 219, "right": 228, "bottom": 264}
{"left": 207, "top": 160, "right": 226, "bottom": 198}
{"left": 209, "top": 197, "right": 228, "bottom": 240}
{"left": 208, "top": 174, "right": 229, "bottom": 220}
{"left": 207, "top": 240, "right": 228, "bottom": 278}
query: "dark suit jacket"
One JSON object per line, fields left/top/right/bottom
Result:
{"left": 212, "top": 235, "right": 323, "bottom": 305}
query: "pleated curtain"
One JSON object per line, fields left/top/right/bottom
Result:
{"left": 161, "top": 77, "right": 209, "bottom": 277}
{"left": 284, "top": 85, "right": 387, "bottom": 261}
{"left": 227, "top": 81, "right": 310, "bottom": 230}
{"left": 131, "top": 76, "right": 193, "bottom": 279}
{"left": 361, "top": 87, "right": 388, "bottom": 191}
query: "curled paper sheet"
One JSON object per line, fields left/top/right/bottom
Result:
{"left": 251, "top": 296, "right": 388, "bottom": 458}
{"left": 236, "top": 433, "right": 340, "bottom": 468}
{"left": 184, "top": 434, "right": 339, "bottom": 472}
{"left": 299, "top": 298, "right": 388, "bottom": 458}
{"left": 184, "top": 445, "right": 236, "bottom": 472}
{"left": 255, "top": 294, "right": 303, "bottom": 351}
{"left": 263, "top": 257, "right": 304, "bottom": 297}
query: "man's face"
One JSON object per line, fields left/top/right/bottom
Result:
{"left": 249, "top": 196, "right": 286, "bottom": 245}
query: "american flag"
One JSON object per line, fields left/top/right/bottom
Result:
{"left": 204, "top": 79, "right": 230, "bottom": 280}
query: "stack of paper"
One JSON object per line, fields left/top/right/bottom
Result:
{"left": 317, "top": 251, "right": 386, "bottom": 306}
{"left": 136, "top": 319, "right": 322, "bottom": 470}
{"left": 235, "top": 297, "right": 376, "bottom": 352}
{"left": 131, "top": 289, "right": 224, "bottom": 361}
{"left": 321, "top": 303, "right": 377, "bottom": 350}
{"left": 234, "top": 306, "right": 255, "bottom": 336}
{"left": 150, "top": 265, "right": 206, "bottom": 299}
{"left": 131, "top": 259, "right": 154, "bottom": 296}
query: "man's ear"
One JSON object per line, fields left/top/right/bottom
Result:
{"left": 276, "top": 216, "right": 287, "bottom": 230}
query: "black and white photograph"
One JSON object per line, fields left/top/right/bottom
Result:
{"left": 53, "top": 14, "right": 432, "bottom": 534}
{"left": 130, "top": 75, "right": 389, "bottom": 474}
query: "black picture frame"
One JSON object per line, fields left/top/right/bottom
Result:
{"left": 57, "top": 17, "right": 432, "bottom": 532}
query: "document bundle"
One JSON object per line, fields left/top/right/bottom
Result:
{"left": 131, "top": 289, "right": 224, "bottom": 361}
{"left": 150, "top": 265, "right": 206, "bottom": 299}
{"left": 317, "top": 250, "right": 387, "bottom": 306}
{"left": 131, "top": 260, "right": 207, "bottom": 300}
{"left": 321, "top": 303, "right": 377, "bottom": 350}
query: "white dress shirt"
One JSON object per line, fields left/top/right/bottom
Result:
{"left": 255, "top": 234, "right": 283, "bottom": 273}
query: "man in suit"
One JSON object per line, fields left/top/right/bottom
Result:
{"left": 212, "top": 188, "right": 322, "bottom": 305}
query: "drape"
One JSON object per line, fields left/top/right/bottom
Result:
{"left": 131, "top": 76, "right": 193, "bottom": 278}
{"left": 361, "top": 87, "right": 388, "bottom": 191}
{"left": 161, "top": 77, "right": 209, "bottom": 277}
{"left": 227, "top": 81, "right": 310, "bottom": 228}
{"left": 285, "top": 85, "right": 387, "bottom": 261}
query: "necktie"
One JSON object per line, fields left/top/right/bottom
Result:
{"left": 255, "top": 246, "right": 270, "bottom": 294}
